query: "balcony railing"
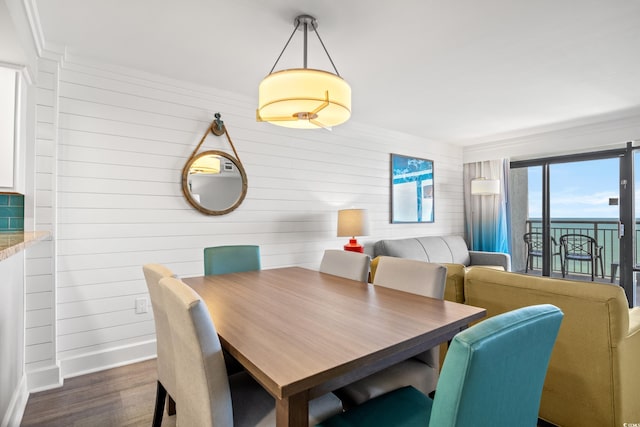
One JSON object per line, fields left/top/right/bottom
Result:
{"left": 525, "top": 219, "right": 634, "bottom": 279}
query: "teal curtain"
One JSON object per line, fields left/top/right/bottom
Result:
{"left": 464, "top": 159, "right": 510, "bottom": 254}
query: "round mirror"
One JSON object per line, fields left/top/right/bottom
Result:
{"left": 181, "top": 150, "right": 248, "bottom": 215}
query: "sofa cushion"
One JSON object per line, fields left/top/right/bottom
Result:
{"left": 374, "top": 236, "right": 470, "bottom": 265}
{"left": 441, "top": 235, "right": 472, "bottom": 265}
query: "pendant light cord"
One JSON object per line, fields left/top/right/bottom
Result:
{"left": 267, "top": 17, "right": 341, "bottom": 77}
{"left": 314, "top": 27, "right": 341, "bottom": 76}
{"left": 269, "top": 21, "right": 301, "bottom": 74}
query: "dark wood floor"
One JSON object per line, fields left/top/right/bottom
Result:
{"left": 20, "top": 357, "right": 559, "bottom": 427}
{"left": 21, "top": 359, "right": 175, "bottom": 427}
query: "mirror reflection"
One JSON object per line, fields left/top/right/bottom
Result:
{"left": 182, "top": 150, "right": 247, "bottom": 215}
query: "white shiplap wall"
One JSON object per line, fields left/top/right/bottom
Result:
{"left": 43, "top": 55, "right": 464, "bottom": 381}
{"left": 24, "top": 57, "right": 60, "bottom": 391}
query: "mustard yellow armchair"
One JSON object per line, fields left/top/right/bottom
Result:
{"left": 464, "top": 268, "right": 640, "bottom": 427}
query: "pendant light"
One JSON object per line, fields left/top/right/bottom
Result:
{"left": 257, "top": 14, "right": 351, "bottom": 129}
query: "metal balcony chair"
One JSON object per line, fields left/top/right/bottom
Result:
{"left": 559, "top": 234, "right": 604, "bottom": 281}
{"left": 523, "top": 232, "right": 561, "bottom": 273}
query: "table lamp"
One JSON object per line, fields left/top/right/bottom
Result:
{"left": 337, "top": 208, "right": 370, "bottom": 253}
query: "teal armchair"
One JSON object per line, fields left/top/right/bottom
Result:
{"left": 318, "top": 304, "right": 563, "bottom": 427}
{"left": 203, "top": 245, "right": 261, "bottom": 275}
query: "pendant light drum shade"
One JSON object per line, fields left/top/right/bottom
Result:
{"left": 258, "top": 68, "right": 351, "bottom": 129}
{"left": 257, "top": 14, "right": 351, "bottom": 129}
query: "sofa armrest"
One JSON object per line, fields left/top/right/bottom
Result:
{"left": 628, "top": 307, "right": 640, "bottom": 335}
{"left": 618, "top": 307, "right": 640, "bottom": 423}
{"left": 442, "top": 263, "right": 465, "bottom": 303}
{"left": 469, "top": 251, "right": 511, "bottom": 271}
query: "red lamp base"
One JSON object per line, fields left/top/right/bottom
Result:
{"left": 344, "top": 238, "right": 364, "bottom": 253}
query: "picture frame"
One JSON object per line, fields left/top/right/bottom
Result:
{"left": 390, "top": 153, "right": 434, "bottom": 223}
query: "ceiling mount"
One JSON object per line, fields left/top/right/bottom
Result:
{"left": 294, "top": 15, "right": 317, "bottom": 32}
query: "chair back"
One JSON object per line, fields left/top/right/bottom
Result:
{"left": 373, "top": 256, "right": 447, "bottom": 299}
{"left": 523, "top": 232, "right": 542, "bottom": 255}
{"left": 559, "top": 233, "right": 596, "bottom": 257}
{"left": 159, "top": 276, "right": 233, "bottom": 427}
{"left": 429, "top": 304, "right": 563, "bottom": 427}
{"left": 319, "top": 249, "right": 371, "bottom": 282}
{"left": 373, "top": 256, "right": 447, "bottom": 369}
{"left": 204, "top": 245, "right": 261, "bottom": 275}
{"left": 142, "top": 264, "right": 176, "bottom": 395}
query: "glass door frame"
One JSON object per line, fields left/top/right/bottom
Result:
{"left": 511, "top": 143, "right": 635, "bottom": 307}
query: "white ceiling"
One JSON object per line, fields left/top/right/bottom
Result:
{"left": 34, "top": 0, "right": 640, "bottom": 145}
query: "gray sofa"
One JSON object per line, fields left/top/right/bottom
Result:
{"left": 373, "top": 235, "right": 511, "bottom": 271}
{"left": 372, "top": 235, "right": 511, "bottom": 304}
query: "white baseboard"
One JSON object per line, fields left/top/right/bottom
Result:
{"left": 26, "top": 364, "right": 62, "bottom": 393}
{"left": 1, "top": 374, "right": 28, "bottom": 427}
{"left": 60, "top": 339, "right": 157, "bottom": 379}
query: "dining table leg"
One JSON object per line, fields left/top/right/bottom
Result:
{"left": 276, "top": 391, "right": 309, "bottom": 427}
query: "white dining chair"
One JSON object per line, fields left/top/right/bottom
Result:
{"left": 334, "top": 256, "right": 447, "bottom": 408}
{"left": 142, "top": 263, "right": 178, "bottom": 427}
{"left": 319, "top": 249, "right": 370, "bottom": 282}
{"left": 159, "top": 276, "right": 343, "bottom": 426}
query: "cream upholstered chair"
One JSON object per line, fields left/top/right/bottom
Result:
{"left": 159, "top": 276, "right": 343, "bottom": 426}
{"left": 319, "top": 249, "right": 370, "bottom": 282}
{"left": 142, "top": 264, "right": 177, "bottom": 427}
{"left": 334, "top": 256, "right": 447, "bottom": 408}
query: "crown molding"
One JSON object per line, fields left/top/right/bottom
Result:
{"left": 20, "top": 0, "right": 44, "bottom": 57}
{"left": 463, "top": 109, "right": 640, "bottom": 163}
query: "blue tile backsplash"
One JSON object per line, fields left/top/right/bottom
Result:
{"left": 0, "top": 193, "right": 24, "bottom": 232}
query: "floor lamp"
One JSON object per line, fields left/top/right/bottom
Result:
{"left": 470, "top": 178, "right": 500, "bottom": 251}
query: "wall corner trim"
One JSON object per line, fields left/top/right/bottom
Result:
{"left": 1, "top": 373, "right": 28, "bottom": 427}
{"left": 26, "top": 364, "right": 62, "bottom": 393}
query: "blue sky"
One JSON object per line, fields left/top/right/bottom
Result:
{"left": 528, "top": 157, "right": 623, "bottom": 219}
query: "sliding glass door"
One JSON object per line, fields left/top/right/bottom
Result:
{"left": 512, "top": 144, "right": 636, "bottom": 307}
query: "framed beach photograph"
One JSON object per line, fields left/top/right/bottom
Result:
{"left": 390, "top": 153, "right": 434, "bottom": 223}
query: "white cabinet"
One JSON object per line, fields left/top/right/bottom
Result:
{"left": 0, "top": 67, "right": 17, "bottom": 188}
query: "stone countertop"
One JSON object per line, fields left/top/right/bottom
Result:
{"left": 0, "top": 231, "right": 51, "bottom": 261}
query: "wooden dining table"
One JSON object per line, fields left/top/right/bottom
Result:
{"left": 183, "top": 266, "right": 486, "bottom": 427}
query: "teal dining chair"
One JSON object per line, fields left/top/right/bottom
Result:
{"left": 203, "top": 245, "right": 261, "bottom": 276}
{"left": 318, "top": 304, "right": 564, "bottom": 427}
{"left": 203, "top": 245, "right": 261, "bottom": 375}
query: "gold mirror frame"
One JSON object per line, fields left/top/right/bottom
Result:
{"left": 181, "top": 114, "right": 248, "bottom": 215}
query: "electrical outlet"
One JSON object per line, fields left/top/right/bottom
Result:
{"left": 135, "top": 297, "right": 148, "bottom": 314}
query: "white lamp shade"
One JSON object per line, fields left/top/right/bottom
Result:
{"left": 257, "top": 69, "right": 351, "bottom": 129}
{"left": 337, "top": 209, "right": 369, "bottom": 237}
{"left": 471, "top": 178, "right": 500, "bottom": 195}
